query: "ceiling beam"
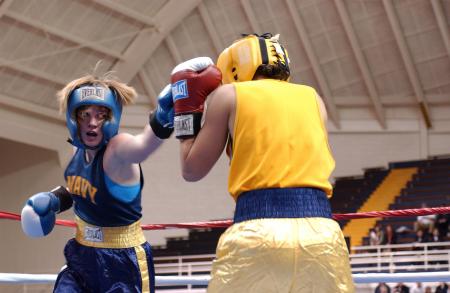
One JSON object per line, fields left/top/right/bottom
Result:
{"left": 5, "top": 10, "right": 124, "bottom": 60}
{"left": 0, "top": 93, "right": 64, "bottom": 122}
{"left": 334, "top": 0, "right": 386, "bottom": 128}
{"left": 0, "top": 88, "right": 148, "bottom": 131}
{"left": 240, "top": 0, "right": 261, "bottom": 33}
{"left": 0, "top": 93, "right": 72, "bottom": 167}
{"left": 197, "top": 2, "right": 223, "bottom": 55}
{"left": 217, "top": 1, "right": 237, "bottom": 38}
{"left": 285, "top": 0, "right": 340, "bottom": 128}
{"left": 430, "top": 0, "right": 450, "bottom": 61}
{"left": 382, "top": 0, "right": 432, "bottom": 128}
{"left": 0, "top": 57, "right": 67, "bottom": 86}
{"left": 165, "top": 35, "right": 183, "bottom": 64}
{"left": 264, "top": 0, "right": 282, "bottom": 33}
{"left": 0, "top": 0, "right": 13, "bottom": 17}
{"left": 112, "top": 0, "right": 202, "bottom": 83}
{"left": 138, "top": 70, "right": 157, "bottom": 109}
{"left": 91, "top": 0, "right": 156, "bottom": 28}
{"left": 335, "top": 94, "right": 450, "bottom": 107}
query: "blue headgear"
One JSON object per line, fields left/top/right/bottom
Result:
{"left": 66, "top": 85, "right": 122, "bottom": 149}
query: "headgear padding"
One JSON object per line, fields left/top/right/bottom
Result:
{"left": 66, "top": 85, "right": 122, "bottom": 149}
{"left": 217, "top": 34, "right": 290, "bottom": 84}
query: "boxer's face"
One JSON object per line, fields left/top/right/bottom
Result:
{"left": 76, "top": 105, "right": 110, "bottom": 148}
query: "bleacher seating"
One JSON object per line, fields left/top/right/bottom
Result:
{"left": 364, "top": 157, "right": 450, "bottom": 245}
{"left": 153, "top": 157, "right": 449, "bottom": 257}
{"left": 153, "top": 227, "right": 227, "bottom": 257}
{"left": 330, "top": 168, "right": 389, "bottom": 228}
{"left": 343, "top": 167, "right": 418, "bottom": 247}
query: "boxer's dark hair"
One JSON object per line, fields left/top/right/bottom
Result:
{"left": 254, "top": 63, "right": 290, "bottom": 81}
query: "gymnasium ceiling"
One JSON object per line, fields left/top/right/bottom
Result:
{"left": 0, "top": 0, "right": 449, "bottom": 136}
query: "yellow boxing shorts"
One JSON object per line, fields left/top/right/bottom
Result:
{"left": 208, "top": 188, "right": 354, "bottom": 293}
{"left": 208, "top": 218, "right": 354, "bottom": 293}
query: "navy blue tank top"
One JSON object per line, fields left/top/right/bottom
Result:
{"left": 64, "top": 147, "right": 143, "bottom": 226}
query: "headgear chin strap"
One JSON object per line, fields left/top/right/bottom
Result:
{"left": 66, "top": 85, "right": 122, "bottom": 149}
{"left": 217, "top": 33, "right": 290, "bottom": 84}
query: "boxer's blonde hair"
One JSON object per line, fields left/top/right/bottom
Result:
{"left": 57, "top": 72, "right": 137, "bottom": 113}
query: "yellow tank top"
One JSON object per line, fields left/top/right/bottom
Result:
{"left": 229, "top": 79, "right": 335, "bottom": 200}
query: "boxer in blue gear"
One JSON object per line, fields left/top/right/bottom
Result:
{"left": 21, "top": 73, "right": 174, "bottom": 293}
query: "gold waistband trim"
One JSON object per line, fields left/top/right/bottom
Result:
{"left": 75, "top": 216, "right": 146, "bottom": 248}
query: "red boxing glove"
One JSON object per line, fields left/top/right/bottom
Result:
{"left": 171, "top": 57, "right": 222, "bottom": 139}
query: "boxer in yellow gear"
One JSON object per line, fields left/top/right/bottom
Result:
{"left": 174, "top": 34, "right": 354, "bottom": 293}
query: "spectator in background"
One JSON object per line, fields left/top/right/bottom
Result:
{"left": 435, "top": 282, "right": 448, "bottom": 293}
{"left": 415, "top": 229, "right": 429, "bottom": 244}
{"left": 375, "top": 282, "right": 391, "bottom": 293}
{"left": 394, "top": 282, "right": 410, "bottom": 293}
{"left": 411, "top": 282, "right": 424, "bottom": 293}
{"left": 370, "top": 228, "right": 379, "bottom": 246}
{"left": 375, "top": 223, "right": 385, "bottom": 245}
{"left": 429, "top": 228, "right": 446, "bottom": 264}
{"left": 424, "top": 287, "right": 432, "bottom": 293}
{"left": 430, "top": 228, "right": 441, "bottom": 243}
{"left": 435, "top": 213, "right": 449, "bottom": 241}
{"left": 414, "top": 203, "right": 436, "bottom": 236}
{"left": 413, "top": 229, "right": 429, "bottom": 265}
{"left": 384, "top": 224, "right": 397, "bottom": 245}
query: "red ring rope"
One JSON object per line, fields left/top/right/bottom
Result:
{"left": 1, "top": 207, "right": 449, "bottom": 230}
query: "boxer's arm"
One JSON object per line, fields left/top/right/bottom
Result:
{"left": 21, "top": 186, "right": 72, "bottom": 238}
{"left": 315, "top": 93, "right": 328, "bottom": 125}
{"left": 106, "top": 85, "right": 174, "bottom": 165}
{"left": 180, "top": 84, "right": 235, "bottom": 181}
{"left": 106, "top": 126, "right": 163, "bottom": 164}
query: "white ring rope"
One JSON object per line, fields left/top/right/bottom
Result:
{"left": 1, "top": 272, "right": 450, "bottom": 285}
{"left": 0, "top": 273, "right": 211, "bottom": 285}
{"left": 352, "top": 272, "right": 450, "bottom": 283}
{"left": 0, "top": 273, "right": 56, "bottom": 284}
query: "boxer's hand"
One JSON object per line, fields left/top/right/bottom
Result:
{"left": 171, "top": 57, "right": 222, "bottom": 139}
{"left": 21, "top": 192, "right": 60, "bottom": 238}
{"left": 149, "top": 84, "right": 174, "bottom": 139}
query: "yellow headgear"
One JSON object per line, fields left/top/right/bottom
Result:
{"left": 217, "top": 33, "right": 290, "bottom": 84}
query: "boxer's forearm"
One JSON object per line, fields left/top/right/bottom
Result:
{"left": 179, "top": 135, "right": 221, "bottom": 182}
{"left": 179, "top": 138, "right": 200, "bottom": 181}
{"left": 107, "top": 126, "right": 163, "bottom": 164}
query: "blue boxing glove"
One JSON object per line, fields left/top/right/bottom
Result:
{"left": 21, "top": 186, "right": 73, "bottom": 238}
{"left": 149, "top": 84, "right": 175, "bottom": 139}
